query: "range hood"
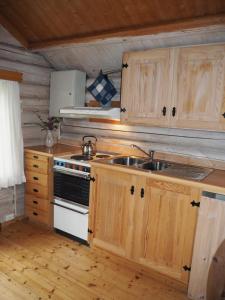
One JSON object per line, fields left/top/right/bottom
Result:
{"left": 60, "top": 106, "right": 120, "bottom": 120}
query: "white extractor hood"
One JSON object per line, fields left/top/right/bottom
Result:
{"left": 60, "top": 106, "right": 120, "bottom": 120}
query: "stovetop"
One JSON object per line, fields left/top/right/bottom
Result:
{"left": 70, "top": 153, "right": 112, "bottom": 161}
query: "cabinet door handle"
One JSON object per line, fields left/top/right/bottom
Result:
{"left": 33, "top": 164, "right": 39, "bottom": 168}
{"left": 172, "top": 107, "right": 176, "bottom": 117}
{"left": 130, "top": 185, "right": 135, "bottom": 195}
{"left": 33, "top": 155, "right": 39, "bottom": 159}
{"left": 140, "top": 188, "right": 145, "bottom": 198}
{"left": 33, "top": 200, "right": 38, "bottom": 204}
{"left": 33, "top": 177, "right": 39, "bottom": 181}
{"left": 33, "top": 212, "right": 38, "bottom": 216}
{"left": 33, "top": 189, "right": 38, "bottom": 193}
{"left": 162, "top": 106, "right": 166, "bottom": 116}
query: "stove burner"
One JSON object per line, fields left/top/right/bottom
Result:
{"left": 95, "top": 154, "right": 111, "bottom": 158}
{"left": 70, "top": 155, "right": 93, "bottom": 161}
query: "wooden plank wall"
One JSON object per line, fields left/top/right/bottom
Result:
{"left": 0, "top": 43, "right": 53, "bottom": 146}
{"left": 0, "top": 43, "right": 53, "bottom": 222}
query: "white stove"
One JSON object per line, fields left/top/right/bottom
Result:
{"left": 53, "top": 152, "right": 114, "bottom": 244}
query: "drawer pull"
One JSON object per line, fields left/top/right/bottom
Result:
{"left": 33, "top": 200, "right": 38, "bottom": 204}
{"left": 33, "top": 177, "right": 39, "bottom": 180}
{"left": 33, "top": 189, "right": 39, "bottom": 193}
{"left": 33, "top": 212, "right": 38, "bottom": 216}
{"left": 33, "top": 155, "right": 39, "bottom": 159}
{"left": 33, "top": 164, "right": 39, "bottom": 168}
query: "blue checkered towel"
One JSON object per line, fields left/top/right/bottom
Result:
{"left": 87, "top": 71, "right": 117, "bottom": 106}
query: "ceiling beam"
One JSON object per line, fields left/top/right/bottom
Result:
{"left": 0, "top": 14, "right": 28, "bottom": 48}
{"left": 29, "top": 13, "right": 225, "bottom": 50}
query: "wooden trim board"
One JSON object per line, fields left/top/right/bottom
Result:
{"left": 0, "top": 69, "right": 23, "bottom": 82}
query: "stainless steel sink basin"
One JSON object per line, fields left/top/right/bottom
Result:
{"left": 139, "top": 160, "right": 169, "bottom": 171}
{"left": 108, "top": 156, "right": 147, "bottom": 167}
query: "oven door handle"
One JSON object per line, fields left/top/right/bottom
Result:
{"left": 51, "top": 202, "right": 89, "bottom": 215}
{"left": 53, "top": 167, "right": 90, "bottom": 180}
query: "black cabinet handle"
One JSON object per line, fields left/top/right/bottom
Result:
{"left": 33, "top": 200, "right": 38, "bottom": 204}
{"left": 33, "top": 212, "right": 38, "bottom": 216}
{"left": 120, "top": 107, "right": 126, "bottom": 113}
{"left": 172, "top": 107, "right": 176, "bottom": 117}
{"left": 33, "top": 155, "right": 39, "bottom": 159}
{"left": 130, "top": 185, "right": 135, "bottom": 195}
{"left": 33, "top": 164, "right": 38, "bottom": 168}
{"left": 33, "top": 189, "right": 38, "bottom": 193}
{"left": 162, "top": 106, "right": 166, "bottom": 116}
{"left": 140, "top": 188, "right": 145, "bottom": 198}
{"left": 33, "top": 177, "right": 39, "bottom": 181}
{"left": 222, "top": 112, "right": 225, "bottom": 118}
{"left": 89, "top": 177, "right": 95, "bottom": 182}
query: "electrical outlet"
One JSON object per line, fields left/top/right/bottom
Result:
{"left": 4, "top": 213, "right": 15, "bottom": 222}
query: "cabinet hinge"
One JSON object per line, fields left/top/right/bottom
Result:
{"left": 88, "top": 228, "right": 93, "bottom": 234}
{"left": 89, "top": 177, "right": 95, "bottom": 182}
{"left": 130, "top": 185, "right": 135, "bottom": 195}
{"left": 120, "top": 107, "right": 126, "bottom": 113}
{"left": 190, "top": 200, "right": 200, "bottom": 207}
{"left": 122, "top": 63, "right": 128, "bottom": 68}
{"left": 183, "top": 265, "right": 191, "bottom": 272}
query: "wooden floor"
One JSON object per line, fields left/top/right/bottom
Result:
{"left": 0, "top": 221, "right": 189, "bottom": 300}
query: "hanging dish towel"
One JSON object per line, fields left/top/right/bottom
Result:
{"left": 87, "top": 70, "right": 117, "bottom": 106}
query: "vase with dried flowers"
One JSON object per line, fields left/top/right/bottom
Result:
{"left": 34, "top": 112, "right": 61, "bottom": 147}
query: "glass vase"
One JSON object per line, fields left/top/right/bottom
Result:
{"left": 45, "top": 130, "right": 54, "bottom": 148}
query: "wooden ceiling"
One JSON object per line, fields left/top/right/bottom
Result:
{"left": 0, "top": 0, "right": 225, "bottom": 49}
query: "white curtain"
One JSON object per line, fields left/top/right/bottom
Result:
{"left": 0, "top": 79, "right": 25, "bottom": 189}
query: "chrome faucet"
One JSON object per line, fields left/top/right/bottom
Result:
{"left": 131, "top": 144, "right": 155, "bottom": 160}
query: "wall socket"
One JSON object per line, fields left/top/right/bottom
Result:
{"left": 4, "top": 213, "right": 15, "bottom": 222}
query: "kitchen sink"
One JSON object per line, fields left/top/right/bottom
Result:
{"left": 106, "top": 155, "right": 212, "bottom": 181}
{"left": 139, "top": 160, "right": 170, "bottom": 171}
{"left": 108, "top": 156, "right": 147, "bottom": 167}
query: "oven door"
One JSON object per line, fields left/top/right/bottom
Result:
{"left": 53, "top": 197, "right": 89, "bottom": 242}
{"left": 54, "top": 170, "right": 90, "bottom": 207}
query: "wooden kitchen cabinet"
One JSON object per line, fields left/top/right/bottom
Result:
{"left": 171, "top": 44, "right": 225, "bottom": 130}
{"left": 90, "top": 165, "right": 200, "bottom": 285}
{"left": 121, "top": 48, "right": 173, "bottom": 126}
{"left": 24, "top": 150, "right": 53, "bottom": 226}
{"left": 121, "top": 44, "right": 225, "bottom": 130}
{"left": 133, "top": 177, "right": 200, "bottom": 284}
{"left": 90, "top": 167, "right": 136, "bottom": 258}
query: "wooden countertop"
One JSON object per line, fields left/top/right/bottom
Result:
{"left": 24, "top": 144, "right": 81, "bottom": 157}
{"left": 91, "top": 160, "right": 225, "bottom": 195}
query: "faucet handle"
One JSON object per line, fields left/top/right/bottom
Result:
{"left": 149, "top": 150, "right": 155, "bottom": 160}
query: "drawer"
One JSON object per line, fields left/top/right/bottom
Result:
{"left": 26, "top": 207, "right": 50, "bottom": 225}
{"left": 25, "top": 194, "right": 50, "bottom": 212}
{"left": 25, "top": 171, "right": 48, "bottom": 187}
{"left": 25, "top": 152, "right": 49, "bottom": 163}
{"left": 25, "top": 158, "right": 49, "bottom": 174}
{"left": 26, "top": 183, "right": 49, "bottom": 199}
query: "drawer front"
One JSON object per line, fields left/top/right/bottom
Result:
{"left": 25, "top": 194, "right": 50, "bottom": 212}
{"left": 26, "top": 207, "right": 50, "bottom": 225}
{"left": 25, "top": 158, "right": 49, "bottom": 174}
{"left": 25, "top": 152, "right": 49, "bottom": 163}
{"left": 26, "top": 183, "right": 49, "bottom": 199}
{"left": 25, "top": 171, "right": 48, "bottom": 187}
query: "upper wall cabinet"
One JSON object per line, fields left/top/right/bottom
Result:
{"left": 121, "top": 44, "right": 225, "bottom": 131}
{"left": 121, "top": 49, "right": 173, "bottom": 126}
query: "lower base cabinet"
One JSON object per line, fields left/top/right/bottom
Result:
{"left": 89, "top": 166, "right": 200, "bottom": 286}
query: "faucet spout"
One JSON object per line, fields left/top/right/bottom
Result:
{"left": 131, "top": 144, "right": 155, "bottom": 160}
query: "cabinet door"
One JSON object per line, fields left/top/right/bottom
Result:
{"left": 90, "top": 167, "right": 136, "bottom": 258}
{"left": 133, "top": 178, "right": 200, "bottom": 284}
{"left": 121, "top": 49, "right": 173, "bottom": 126}
{"left": 172, "top": 45, "right": 225, "bottom": 130}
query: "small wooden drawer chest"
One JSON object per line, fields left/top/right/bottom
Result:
{"left": 24, "top": 150, "right": 53, "bottom": 226}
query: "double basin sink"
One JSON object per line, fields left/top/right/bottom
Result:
{"left": 106, "top": 156, "right": 212, "bottom": 181}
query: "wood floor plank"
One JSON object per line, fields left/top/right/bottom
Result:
{"left": 0, "top": 221, "right": 189, "bottom": 300}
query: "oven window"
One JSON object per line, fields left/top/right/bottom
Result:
{"left": 54, "top": 172, "right": 89, "bottom": 206}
